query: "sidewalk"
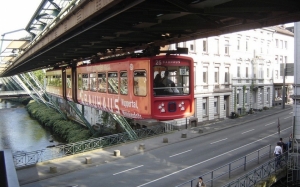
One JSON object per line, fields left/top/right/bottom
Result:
{"left": 17, "top": 105, "right": 293, "bottom": 185}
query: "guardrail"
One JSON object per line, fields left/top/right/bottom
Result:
{"left": 13, "top": 123, "right": 173, "bottom": 168}
{"left": 176, "top": 145, "right": 286, "bottom": 187}
{"left": 222, "top": 152, "right": 287, "bottom": 187}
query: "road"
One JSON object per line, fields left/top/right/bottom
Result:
{"left": 21, "top": 109, "right": 293, "bottom": 187}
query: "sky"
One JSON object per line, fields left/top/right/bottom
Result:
{"left": 0, "top": 0, "right": 42, "bottom": 53}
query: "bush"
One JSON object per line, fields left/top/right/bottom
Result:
{"left": 26, "top": 100, "right": 92, "bottom": 143}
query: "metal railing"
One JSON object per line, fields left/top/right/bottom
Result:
{"left": 13, "top": 123, "right": 173, "bottom": 168}
{"left": 222, "top": 152, "right": 288, "bottom": 187}
{"left": 176, "top": 145, "right": 284, "bottom": 187}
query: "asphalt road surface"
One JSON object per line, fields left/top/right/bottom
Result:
{"left": 21, "top": 109, "right": 293, "bottom": 187}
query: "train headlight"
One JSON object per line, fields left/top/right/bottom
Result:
{"left": 158, "top": 102, "right": 166, "bottom": 113}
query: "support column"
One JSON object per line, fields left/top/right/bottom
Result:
{"left": 294, "top": 22, "right": 300, "bottom": 141}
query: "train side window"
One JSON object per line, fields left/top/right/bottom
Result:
{"left": 134, "top": 70, "right": 147, "bottom": 96}
{"left": 120, "top": 71, "right": 128, "bottom": 95}
{"left": 51, "top": 75, "right": 56, "bottom": 86}
{"left": 45, "top": 76, "right": 48, "bottom": 86}
{"left": 54, "top": 75, "right": 59, "bottom": 86}
{"left": 57, "top": 75, "right": 62, "bottom": 87}
{"left": 78, "top": 74, "right": 82, "bottom": 90}
{"left": 108, "top": 72, "right": 118, "bottom": 94}
{"left": 90, "top": 73, "right": 97, "bottom": 92}
{"left": 82, "top": 74, "right": 89, "bottom": 91}
{"left": 98, "top": 73, "right": 107, "bottom": 93}
{"left": 66, "top": 75, "right": 72, "bottom": 88}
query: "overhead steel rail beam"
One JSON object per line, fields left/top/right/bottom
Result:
{"left": 3, "top": 0, "right": 300, "bottom": 77}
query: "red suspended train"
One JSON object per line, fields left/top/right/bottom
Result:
{"left": 46, "top": 54, "right": 194, "bottom": 120}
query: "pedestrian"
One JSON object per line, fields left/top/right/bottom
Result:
{"left": 196, "top": 176, "right": 206, "bottom": 187}
{"left": 274, "top": 142, "right": 282, "bottom": 167}
{"left": 278, "top": 138, "right": 287, "bottom": 152}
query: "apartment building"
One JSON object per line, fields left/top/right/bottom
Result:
{"left": 169, "top": 25, "right": 294, "bottom": 125}
{"left": 271, "top": 26, "right": 294, "bottom": 106}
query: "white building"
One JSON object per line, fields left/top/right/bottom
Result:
{"left": 271, "top": 26, "right": 294, "bottom": 105}
{"left": 169, "top": 25, "right": 294, "bottom": 126}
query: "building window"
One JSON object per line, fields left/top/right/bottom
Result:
{"left": 203, "top": 67, "right": 208, "bottom": 84}
{"left": 203, "top": 39, "right": 207, "bottom": 52}
{"left": 224, "top": 67, "right": 229, "bottom": 83}
{"left": 214, "top": 67, "right": 219, "bottom": 84}
{"left": 275, "top": 70, "right": 278, "bottom": 79}
{"left": 267, "top": 68, "right": 269, "bottom": 78}
{"left": 275, "top": 55, "right": 278, "bottom": 63}
{"left": 284, "top": 56, "right": 287, "bottom": 63}
{"left": 280, "top": 56, "right": 283, "bottom": 63}
{"left": 237, "top": 39, "right": 240, "bottom": 50}
{"left": 246, "top": 67, "right": 248, "bottom": 78}
{"left": 285, "top": 41, "right": 288, "bottom": 49}
{"left": 259, "top": 66, "right": 263, "bottom": 78}
{"left": 225, "top": 40, "right": 229, "bottom": 54}
{"left": 203, "top": 98, "right": 208, "bottom": 116}
{"left": 214, "top": 97, "right": 218, "bottom": 114}
{"left": 190, "top": 44, "right": 194, "bottom": 51}
{"left": 237, "top": 66, "right": 240, "bottom": 77}
{"left": 280, "top": 40, "right": 283, "bottom": 48}
{"left": 246, "top": 40, "right": 249, "bottom": 51}
{"left": 237, "top": 92, "right": 239, "bottom": 105}
{"left": 215, "top": 39, "right": 219, "bottom": 54}
{"left": 275, "top": 39, "right": 278, "bottom": 48}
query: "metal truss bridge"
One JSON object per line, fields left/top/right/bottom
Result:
{"left": 1, "top": 0, "right": 300, "bottom": 76}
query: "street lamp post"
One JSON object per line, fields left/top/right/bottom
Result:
{"left": 282, "top": 63, "right": 286, "bottom": 109}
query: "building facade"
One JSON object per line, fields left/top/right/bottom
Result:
{"left": 168, "top": 25, "right": 294, "bottom": 127}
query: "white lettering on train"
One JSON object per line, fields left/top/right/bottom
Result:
{"left": 80, "top": 93, "right": 141, "bottom": 118}
{"left": 121, "top": 110, "right": 142, "bottom": 119}
{"left": 121, "top": 99, "right": 138, "bottom": 109}
{"left": 155, "top": 60, "right": 181, "bottom": 65}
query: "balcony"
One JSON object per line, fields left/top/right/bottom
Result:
{"left": 195, "top": 84, "right": 232, "bottom": 93}
{"left": 213, "top": 84, "right": 232, "bottom": 93}
{"left": 232, "top": 78, "right": 273, "bottom": 85}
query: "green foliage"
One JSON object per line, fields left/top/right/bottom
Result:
{"left": 26, "top": 101, "right": 92, "bottom": 143}
{"left": 33, "top": 70, "right": 46, "bottom": 84}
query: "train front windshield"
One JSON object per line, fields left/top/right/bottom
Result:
{"left": 153, "top": 66, "right": 190, "bottom": 96}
